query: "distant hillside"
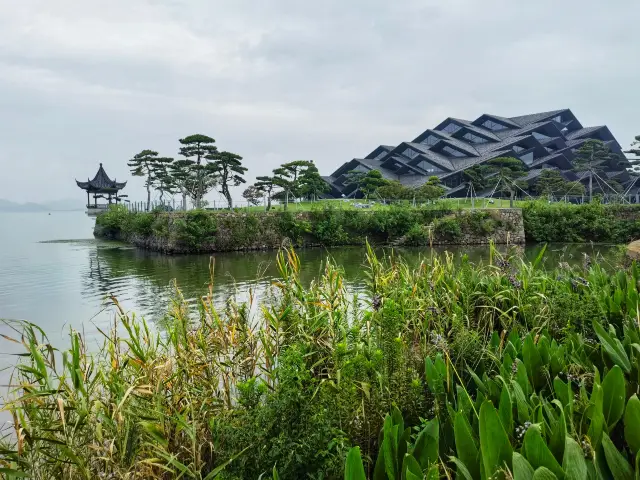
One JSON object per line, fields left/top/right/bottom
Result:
{"left": 0, "top": 199, "right": 83, "bottom": 212}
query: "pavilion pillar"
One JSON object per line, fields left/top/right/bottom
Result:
{"left": 94, "top": 194, "right": 97, "bottom": 207}
{"left": 108, "top": 193, "right": 112, "bottom": 204}
{"left": 86, "top": 190, "right": 90, "bottom": 208}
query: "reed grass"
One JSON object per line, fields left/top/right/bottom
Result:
{"left": 0, "top": 244, "right": 635, "bottom": 478}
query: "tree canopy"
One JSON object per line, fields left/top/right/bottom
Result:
{"left": 255, "top": 176, "right": 278, "bottom": 211}
{"left": 127, "top": 150, "right": 173, "bottom": 211}
{"left": 487, "top": 157, "right": 527, "bottom": 207}
{"left": 178, "top": 134, "right": 218, "bottom": 208}
{"left": 242, "top": 185, "right": 262, "bottom": 206}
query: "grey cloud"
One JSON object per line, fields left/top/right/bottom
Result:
{"left": 0, "top": 0, "right": 638, "bottom": 203}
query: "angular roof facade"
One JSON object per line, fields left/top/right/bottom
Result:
{"left": 324, "top": 109, "right": 633, "bottom": 198}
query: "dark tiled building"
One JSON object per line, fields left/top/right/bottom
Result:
{"left": 323, "top": 109, "right": 633, "bottom": 198}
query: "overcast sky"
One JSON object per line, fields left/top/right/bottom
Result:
{"left": 0, "top": 0, "right": 638, "bottom": 204}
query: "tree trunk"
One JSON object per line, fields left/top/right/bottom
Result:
{"left": 266, "top": 194, "right": 272, "bottom": 211}
{"left": 224, "top": 187, "right": 233, "bottom": 209}
{"left": 589, "top": 171, "right": 593, "bottom": 203}
{"left": 509, "top": 189, "right": 514, "bottom": 208}
{"left": 182, "top": 191, "right": 187, "bottom": 211}
{"left": 284, "top": 190, "right": 289, "bottom": 211}
{"left": 146, "top": 182, "right": 151, "bottom": 211}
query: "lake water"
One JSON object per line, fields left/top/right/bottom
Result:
{"left": 0, "top": 211, "right": 623, "bottom": 351}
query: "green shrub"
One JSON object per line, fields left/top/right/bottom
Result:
{"left": 404, "top": 223, "right": 431, "bottom": 245}
{"left": 434, "top": 217, "right": 462, "bottom": 240}
{"left": 173, "top": 210, "right": 217, "bottom": 249}
{"left": 523, "top": 201, "right": 640, "bottom": 243}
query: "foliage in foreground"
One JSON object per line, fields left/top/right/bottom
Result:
{"left": 2, "top": 246, "right": 640, "bottom": 478}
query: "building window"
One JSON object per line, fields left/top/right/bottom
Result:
{"left": 520, "top": 152, "right": 534, "bottom": 164}
{"left": 532, "top": 131, "right": 551, "bottom": 142}
{"left": 482, "top": 119, "right": 508, "bottom": 131}
{"left": 416, "top": 160, "right": 442, "bottom": 173}
{"left": 512, "top": 145, "right": 525, "bottom": 153}
{"left": 402, "top": 148, "right": 419, "bottom": 159}
{"left": 552, "top": 115, "right": 562, "bottom": 123}
{"left": 462, "top": 132, "right": 488, "bottom": 144}
{"left": 442, "top": 146, "right": 466, "bottom": 158}
{"left": 440, "top": 122, "right": 461, "bottom": 134}
{"left": 420, "top": 135, "right": 441, "bottom": 146}
{"left": 373, "top": 151, "right": 388, "bottom": 161}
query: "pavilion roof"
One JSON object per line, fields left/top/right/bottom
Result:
{"left": 76, "top": 163, "right": 127, "bottom": 192}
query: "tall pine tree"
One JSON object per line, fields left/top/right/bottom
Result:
{"left": 206, "top": 151, "right": 247, "bottom": 208}
{"left": 178, "top": 134, "right": 217, "bottom": 208}
{"left": 127, "top": 150, "right": 173, "bottom": 211}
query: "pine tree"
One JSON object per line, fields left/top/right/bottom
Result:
{"left": 273, "top": 160, "right": 313, "bottom": 210}
{"left": 242, "top": 185, "right": 262, "bottom": 206}
{"left": 168, "top": 159, "right": 196, "bottom": 210}
{"left": 573, "top": 139, "right": 612, "bottom": 202}
{"left": 178, "top": 134, "right": 217, "bottom": 208}
{"left": 487, "top": 157, "right": 527, "bottom": 207}
{"left": 298, "top": 163, "right": 329, "bottom": 201}
{"left": 359, "top": 170, "right": 389, "bottom": 199}
{"left": 255, "top": 176, "right": 278, "bottom": 211}
{"left": 206, "top": 151, "right": 247, "bottom": 208}
{"left": 127, "top": 150, "right": 173, "bottom": 211}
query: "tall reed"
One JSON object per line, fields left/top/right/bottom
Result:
{"left": 0, "top": 244, "right": 633, "bottom": 478}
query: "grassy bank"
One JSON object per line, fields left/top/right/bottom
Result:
{"left": 94, "top": 204, "right": 523, "bottom": 253}
{"left": 3, "top": 246, "right": 640, "bottom": 478}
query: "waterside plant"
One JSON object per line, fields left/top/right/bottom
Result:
{"left": 2, "top": 245, "right": 640, "bottom": 478}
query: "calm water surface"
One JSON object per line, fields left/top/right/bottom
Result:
{"left": 0, "top": 211, "right": 623, "bottom": 350}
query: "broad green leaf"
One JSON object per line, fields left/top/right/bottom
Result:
{"left": 468, "top": 365, "right": 488, "bottom": 395}
{"left": 402, "top": 453, "right": 422, "bottom": 480}
{"left": 383, "top": 415, "right": 399, "bottom": 480}
{"left": 391, "top": 406, "right": 404, "bottom": 432}
{"left": 449, "top": 456, "right": 474, "bottom": 480}
{"left": 562, "top": 436, "right": 587, "bottom": 480}
{"left": 593, "top": 321, "right": 631, "bottom": 373}
{"left": 513, "top": 452, "right": 534, "bottom": 480}
{"left": 511, "top": 380, "right": 531, "bottom": 423}
{"left": 602, "top": 365, "right": 625, "bottom": 431}
{"left": 480, "top": 401, "right": 512, "bottom": 479}
{"left": 538, "top": 336, "right": 551, "bottom": 366}
{"left": 425, "top": 357, "right": 443, "bottom": 395}
{"left": 499, "top": 384, "right": 514, "bottom": 437}
{"left": 523, "top": 425, "right": 564, "bottom": 479}
{"left": 345, "top": 447, "right": 366, "bottom": 480}
{"left": 624, "top": 394, "right": 640, "bottom": 454}
{"left": 454, "top": 412, "right": 479, "bottom": 480}
{"left": 588, "top": 382, "right": 605, "bottom": 450}
{"left": 412, "top": 418, "right": 439, "bottom": 469}
{"left": 426, "top": 464, "right": 439, "bottom": 479}
{"left": 523, "top": 334, "right": 544, "bottom": 388}
{"left": 549, "top": 401, "right": 566, "bottom": 463}
{"left": 532, "top": 466, "right": 558, "bottom": 479}
{"left": 517, "top": 360, "right": 532, "bottom": 397}
{"left": 602, "top": 433, "right": 633, "bottom": 480}
{"left": 398, "top": 427, "right": 411, "bottom": 470}
{"left": 553, "top": 378, "right": 569, "bottom": 409}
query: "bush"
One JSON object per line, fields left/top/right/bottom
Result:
{"left": 523, "top": 201, "right": 640, "bottom": 243}
{"left": 404, "top": 223, "right": 431, "bottom": 245}
{"left": 434, "top": 216, "right": 462, "bottom": 240}
{"left": 172, "top": 210, "right": 217, "bottom": 249}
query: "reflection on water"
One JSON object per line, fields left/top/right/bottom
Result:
{"left": 0, "top": 211, "right": 625, "bottom": 349}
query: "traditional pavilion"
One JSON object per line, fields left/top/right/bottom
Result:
{"left": 76, "top": 163, "right": 127, "bottom": 212}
